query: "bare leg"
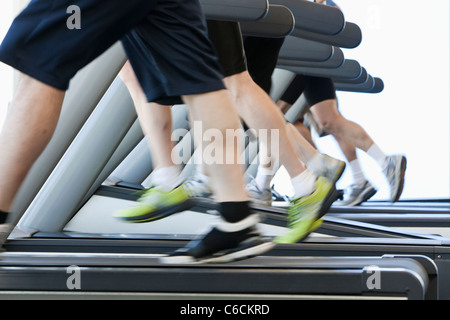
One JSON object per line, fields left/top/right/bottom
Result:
{"left": 119, "top": 62, "right": 174, "bottom": 170}
{"left": 276, "top": 100, "right": 292, "bottom": 113}
{"left": 224, "top": 71, "right": 305, "bottom": 179}
{"left": 0, "top": 75, "right": 65, "bottom": 212}
{"left": 183, "top": 90, "right": 248, "bottom": 203}
{"left": 334, "top": 134, "right": 357, "bottom": 163}
{"left": 121, "top": 64, "right": 247, "bottom": 201}
{"left": 286, "top": 122, "right": 319, "bottom": 164}
{"left": 293, "top": 120, "right": 316, "bottom": 148}
{"left": 310, "top": 99, "right": 375, "bottom": 152}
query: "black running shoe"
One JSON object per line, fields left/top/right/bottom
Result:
{"left": 160, "top": 215, "right": 274, "bottom": 264}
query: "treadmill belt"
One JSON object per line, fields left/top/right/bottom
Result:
{"left": 0, "top": 253, "right": 436, "bottom": 300}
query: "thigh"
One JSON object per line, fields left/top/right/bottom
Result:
{"left": 309, "top": 96, "right": 340, "bottom": 124}
{"left": 122, "top": 0, "right": 226, "bottom": 105}
{"left": 0, "top": 0, "right": 157, "bottom": 90}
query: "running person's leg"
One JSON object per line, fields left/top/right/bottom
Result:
{"left": 0, "top": 0, "right": 160, "bottom": 244}
{"left": 280, "top": 75, "right": 376, "bottom": 205}
{"left": 207, "top": 23, "right": 338, "bottom": 244}
{"left": 119, "top": 62, "right": 185, "bottom": 194}
{"left": 293, "top": 118, "right": 316, "bottom": 147}
{"left": 306, "top": 76, "right": 407, "bottom": 202}
{"left": 243, "top": 36, "right": 285, "bottom": 202}
{"left": 275, "top": 75, "right": 346, "bottom": 184}
{"left": 0, "top": 0, "right": 272, "bottom": 263}
{"left": 334, "top": 135, "right": 377, "bottom": 206}
{"left": 116, "top": 2, "right": 273, "bottom": 263}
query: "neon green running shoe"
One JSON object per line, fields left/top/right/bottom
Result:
{"left": 275, "top": 176, "right": 337, "bottom": 244}
{"left": 114, "top": 184, "right": 196, "bottom": 223}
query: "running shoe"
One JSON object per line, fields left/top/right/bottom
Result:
{"left": 184, "top": 173, "right": 213, "bottom": 199}
{"left": 340, "top": 181, "right": 377, "bottom": 206}
{"left": 311, "top": 154, "right": 346, "bottom": 184}
{"left": 245, "top": 178, "right": 272, "bottom": 206}
{"left": 383, "top": 155, "right": 407, "bottom": 202}
{"left": 271, "top": 185, "right": 290, "bottom": 203}
{"left": 160, "top": 214, "right": 274, "bottom": 264}
{"left": 115, "top": 183, "right": 197, "bottom": 223}
{"left": 275, "top": 176, "right": 336, "bottom": 244}
{"left": 0, "top": 224, "right": 12, "bottom": 251}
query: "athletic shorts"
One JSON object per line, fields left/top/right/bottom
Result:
{"left": 206, "top": 21, "right": 285, "bottom": 96}
{"left": 206, "top": 20, "right": 247, "bottom": 78}
{"left": 0, "top": 0, "right": 225, "bottom": 105}
{"left": 243, "top": 36, "right": 285, "bottom": 95}
{"left": 280, "top": 75, "right": 336, "bottom": 106}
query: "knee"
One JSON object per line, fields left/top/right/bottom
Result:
{"left": 316, "top": 115, "right": 341, "bottom": 134}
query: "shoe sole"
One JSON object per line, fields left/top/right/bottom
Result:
{"left": 160, "top": 240, "right": 275, "bottom": 265}
{"left": 318, "top": 182, "right": 338, "bottom": 219}
{"left": 391, "top": 156, "right": 407, "bottom": 202}
{"left": 293, "top": 218, "right": 324, "bottom": 243}
{"left": 117, "top": 198, "right": 196, "bottom": 223}
{"left": 344, "top": 187, "right": 378, "bottom": 207}
{"left": 274, "top": 217, "right": 323, "bottom": 244}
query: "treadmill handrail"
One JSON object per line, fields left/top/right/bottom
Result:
{"left": 270, "top": 0, "right": 345, "bottom": 36}
{"left": 240, "top": 5, "right": 295, "bottom": 38}
{"left": 201, "top": 0, "right": 269, "bottom": 21}
{"left": 292, "top": 21, "right": 362, "bottom": 48}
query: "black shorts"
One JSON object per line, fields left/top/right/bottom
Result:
{"left": 206, "top": 20, "right": 247, "bottom": 78}
{"left": 280, "top": 75, "right": 337, "bottom": 106}
{"left": 244, "top": 36, "right": 285, "bottom": 95}
{"left": 206, "top": 21, "right": 285, "bottom": 96}
{"left": 0, "top": 0, "right": 225, "bottom": 105}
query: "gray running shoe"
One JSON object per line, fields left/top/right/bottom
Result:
{"left": 310, "top": 154, "right": 346, "bottom": 184}
{"left": 383, "top": 155, "right": 407, "bottom": 202}
{"left": 245, "top": 179, "right": 272, "bottom": 206}
{"left": 184, "top": 174, "right": 213, "bottom": 199}
{"left": 340, "top": 181, "right": 377, "bottom": 206}
{"left": 0, "top": 223, "right": 13, "bottom": 250}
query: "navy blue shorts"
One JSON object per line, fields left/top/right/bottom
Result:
{"left": 0, "top": 0, "right": 225, "bottom": 104}
{"left": 122, "top": 1, "right": 225, "bottom": 105}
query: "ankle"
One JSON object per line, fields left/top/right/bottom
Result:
{"left": 0, "top": 211, "right": 9, "bottom": 224}
{"left": 219, "top": 201, "right": 252, "bottom": 223}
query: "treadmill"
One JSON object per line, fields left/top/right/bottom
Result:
{"left": 0, "top": 0, "right": 445, "bottom": 300}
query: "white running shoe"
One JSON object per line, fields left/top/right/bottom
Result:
{"left": 383, "top": 155, "right": 407, "bottom": 202}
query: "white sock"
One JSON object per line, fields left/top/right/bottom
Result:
{"left": 291, "top": 169, "right": 317, "bottom": 199}
{"left": 254, "top": 166, "right": 273, "bottom": 191}
{"left": 151, "top": 166, "right": 182, "bottom": 191}
{"left": 349, "top": 159, "right": 366, "bottom": 185}
{"left": 367, "top": 144, "right": 388, "bottom": 169}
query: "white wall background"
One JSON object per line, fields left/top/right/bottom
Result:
{"left": 0, "top": 0, "right": 449, "bottom": 201}
{"left": 275, "top": 0, "right": 449, "bottom": 201}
